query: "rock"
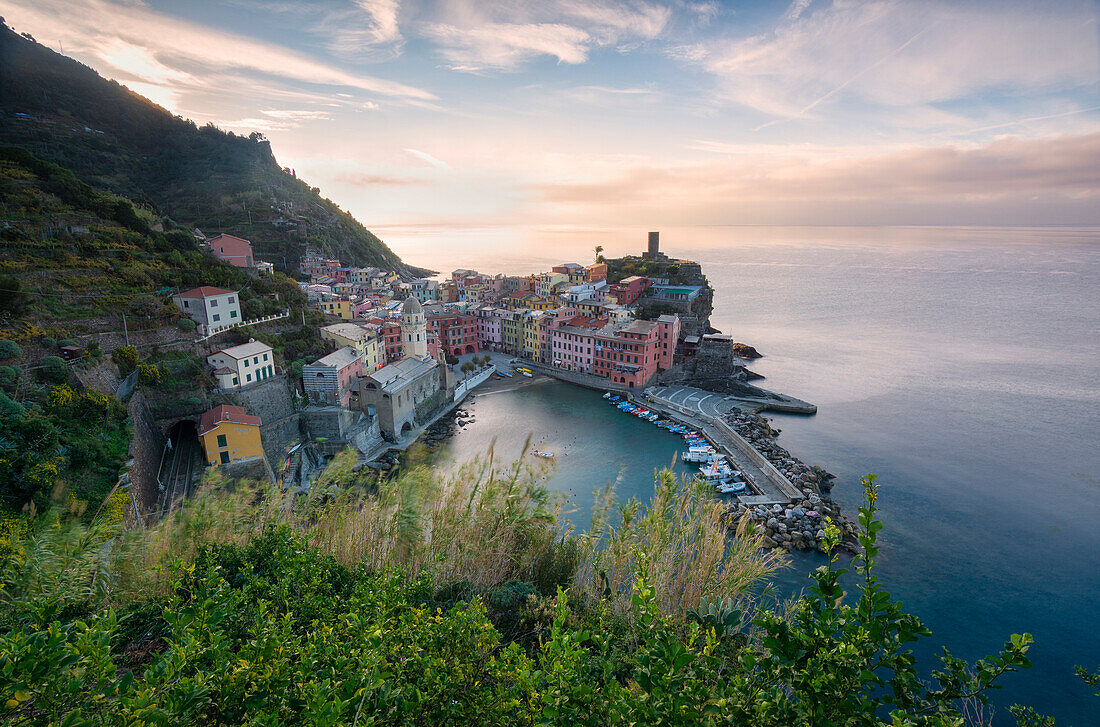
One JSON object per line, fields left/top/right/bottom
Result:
{"left": 731, "top": 343, "right": 762, "bottom": 359}
{"left": 816, "top": 529, "right": 826, "bottom": 539}
{"left": 766, "top": 517, "right": 779, "bottom": 530}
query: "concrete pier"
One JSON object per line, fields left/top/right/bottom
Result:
{"left": 640, "top": 388, "right": 803, "bottom": 505}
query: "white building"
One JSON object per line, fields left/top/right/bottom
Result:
{"left": 206, "top": 339, "right": 275, "bottom": 389}
{"left": 172, "top": 286, "right": 241, "bottom": 334}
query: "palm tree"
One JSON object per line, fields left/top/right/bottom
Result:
{"left": 594, "top": 244, "right": 604, "bottom": 262}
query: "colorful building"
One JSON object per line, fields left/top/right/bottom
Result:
{"left": 593, "top": 319, "right": 661, "bottom": 388}
{"left": 608, "top": 276, "right": 651, "bottom": 306}
{"left": 655, "top": 314, "right": 681, "bottom": 371}
{"left": 198, "top": 404, "right": 263, "bottom": 466}
{"left": 303, "top": 346, "right": 362, "bottom": 407}
{"left": 206, "top": 340, "right": 275, "bottom": 389}
{"left": 206, "top": 233, "right": 254, "bottom": 268}
{"left": 317, "top": 298, "right": 354, "bottom": 319}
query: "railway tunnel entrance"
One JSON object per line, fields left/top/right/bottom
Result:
{"left": 157, "top": 420, "right": 200, "bottom": 516}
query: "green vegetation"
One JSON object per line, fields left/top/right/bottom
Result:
{"left": 0, "top": 144, "right": 306, "bottom": 328}
{"left": 0, "top": 381, "right": 128, "bottom": 513}
{"left": 1, "top": 454, "right": 1085, "bottom": 725}
{"left": 0, "top": 22, "right": 422, "bottom": 274}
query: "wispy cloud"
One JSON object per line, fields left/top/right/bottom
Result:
{"left": 5, "top": 0, "right": 435, "bottom": 102}
{"left": 334, "top": 171, "right": 425, "bottom": 186}
{"left": 688, "top": 0, "right": 1099, "bottom": 123}
{"left": 404, "top": 148, "right": 452, "bottom": 170}
{"left": 418, "top": 0, "right": 672, "bottom": 72}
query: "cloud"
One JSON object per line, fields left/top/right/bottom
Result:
{"left": 404, "top": 148, "right": 452, "bottom": 170}
{"left": 421, "top": 22, "right": 592, "bottom": 69}
{"left": 355, "top": 0, "right": 402, "bottom": 44}
{"left": 418, "top": 0, "right": 671, "bottom": 71}
{"left": 529, "top": 133, "right": 1100, "bottom": 224}
{"left": 5, "top": 0, "right": 435, "bottom": 101}
{"left": 334, "top": 171, "right": 424, "bottom": 186}
{"left": 690, "top": 0, "right": 1099, "bottom": 119}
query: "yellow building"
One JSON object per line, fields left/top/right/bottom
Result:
{"left": 198, "top": 405, "right": 263, "bottom": 466}
{"left": 320, "top": 322, "right": 384, "bottom": 372}
{"left": 318, "top": 298, "right": 353, "bottom": 319}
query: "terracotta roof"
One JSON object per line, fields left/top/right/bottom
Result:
{"left": 177, "top": 286, "right": 237, "bottom": 298}
{"left": 199, "top": 404, "right": 260, "bottom": 435}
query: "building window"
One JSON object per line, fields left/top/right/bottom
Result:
{"left": 220, "top": 451, "right": 231, "bottom": 464}
{"left": 210, "top": 299, "right": 218, "bottom": 307}
{"left": 246, "top": 374, "right": 252, "bottom": 382}
{"left": 231, "top": 310, "right": 238, "bottom": 318}
{"left": 229, "top": 296, "right": 235, "bottom": 303}
{"left": 212, "top": 314, "right": 221, "bottom": 322}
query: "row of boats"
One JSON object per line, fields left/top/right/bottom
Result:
{"left": 602, "top": 392, "right": 748, "bottom": 495}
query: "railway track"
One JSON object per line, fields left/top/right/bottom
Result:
{"left": 156, "top": 429, "right": 198, "bottom": 516}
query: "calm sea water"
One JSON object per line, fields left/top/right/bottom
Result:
{"left": 405, "top": 226, "right": 1100, "bottom": 723}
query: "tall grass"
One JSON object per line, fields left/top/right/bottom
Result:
{"left": 576, "top": 466, "right": 786, "bottom": 615}
{"left": 7, "top": 446, "right": 785, "bottom": 620}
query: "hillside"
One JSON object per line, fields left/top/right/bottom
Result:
{"left": 0, "top": 144, "right": 305, "bottom": 329}
{"left": 0, "top": 22, "right": 427, "bottom": 277}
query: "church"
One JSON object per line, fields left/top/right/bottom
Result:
{"left": 354, "top": 296, "right": 455, "bottom": 440}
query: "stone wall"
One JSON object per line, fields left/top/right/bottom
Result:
{"left": 124, "top": 390, "right": 165, "bottom": 515}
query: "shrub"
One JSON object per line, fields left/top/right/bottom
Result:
{"left": 0, "top": 366, "right": 20, "bottom": 389}
{"left": 39, "top": 356, "right": 68, "bottom": 383}
{"left": 177, "top": 317, "right": 196, "bottom": 332}
{"left": 111, "top": 345, "right": 138, "bottom": 375}
{"left": 137, "top": 363, "right": 163, "bottom": 386}
{"left": 40, "top": 337, "right": 56, "bottom": 349}
{"left": 0, "top": 340, "right": 21, "bottom": 360}
{"left": 57, "top": 338, "right": 76, "bottom": 348}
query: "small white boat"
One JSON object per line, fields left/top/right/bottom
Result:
{"left": 521, "top": 371, "right": 533, "bottom": 378}
{"left": 716, "top": 481, "right": 747, "bottom": 494}
{"left": 533, "top": 449, "right": 554, "bottom": 459}
{"left": 602, "top": 392, "right": 612, "bottom": 399}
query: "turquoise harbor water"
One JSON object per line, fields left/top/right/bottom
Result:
{"left": 424, "top": 227, "right": 1100, "bottom": 723}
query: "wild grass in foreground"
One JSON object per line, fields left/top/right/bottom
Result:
{"left": 0, "top": 452, "right": 1091, "bottom": 725}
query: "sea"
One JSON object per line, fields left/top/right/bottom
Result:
{"left": 386, "top": 225, "right": 1100, "bottom": 723}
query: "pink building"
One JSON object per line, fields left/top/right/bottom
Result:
{"left": 206, "top": 233, "right": 254, "bottom": 268}
{"left": 475, "top": 306, "right": 504, "bottom": 350}
{"left": 593, "top": 319, "right": 661, "bottom": 388}
{"left": 550, "top": 316, "right": 604, "bottom": 373}
{"left": 655, "top": 314, "right": 680, "bottom": 371}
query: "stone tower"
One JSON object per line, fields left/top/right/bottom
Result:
{"left": 400, "top": 296, "right": 428, "bottom": 359}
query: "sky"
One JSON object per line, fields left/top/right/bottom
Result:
{"left": 5, "top": 0, "right": 1100, "bottom": 233}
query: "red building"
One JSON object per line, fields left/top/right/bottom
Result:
{"left": 428, "top": 312, "right": 479, "bottom": 357}
{"left": 608, "top": 275, "right": 651, "bottom": 306}
{"left": 206, "top": 233, "right": 254, "bottom": 268}
{"left": 593, "top": 319, "right": 661, "bottom": 388}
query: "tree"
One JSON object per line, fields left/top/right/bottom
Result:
{"left": 39, "top": 356, "right": 68, "bottom": 383}
{"left": 0, "top": 340, "right": 21, "bottom": 360}
{"left": 460, "top": 361, "right": 475, "bottom": 379}
{"left": 594, "top": 245, "right": 603, "bottom": 262}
